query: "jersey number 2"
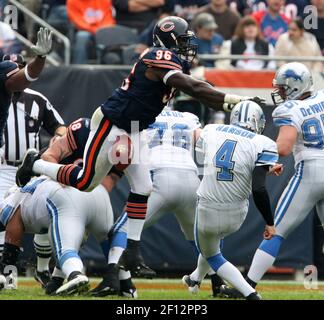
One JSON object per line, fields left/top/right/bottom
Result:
{"left": 214, "top": 139, "right": 237, "bottom": 181}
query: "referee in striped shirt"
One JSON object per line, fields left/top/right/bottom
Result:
{"left": 0, "top": 54, "right": 66, "bottom": 289}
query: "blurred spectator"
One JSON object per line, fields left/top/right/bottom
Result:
{"left": 229, "top": 0, "right": 310, "bottom": 18}
{"left": 136, "top": 7, "right": 174, "bottom": 56}
{"left": 67, "top": 0, "right": 115, "bottom": 64}
{"left": 173, "top": 0, "right": 209, "bottom": 21}
{"left": 0, "top": 1, "right": 7, "bottom": 20}
{"left": 275, "top": 17, "right": 323, "bottom": 71}
{"left": 197, "top": 0, "right": 241, "bottom": 40}
{"left": 308, "top": 0, "right": 324, "bottom": 55}
{"left": 19, "top": 0, "right": 43, "bottom": 41}
{"left": 230, "top": 15, "right": 275, "bottom": 70}
{"left": 252, "top": 0, "right": 290, "bottom": 46}
{"left": 45, "top": 1, "right": 69, "bottom": 33}
{"left": 0, "top": 21, "right": 22, "bottom": 60}
{"left": 112, "top": 0, "right": 167, "bottom": 33}
{"left": 192, "top": 12, "right": 224, "bottom": 67}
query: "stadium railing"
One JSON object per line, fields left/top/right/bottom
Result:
{"left": 9, "top": 0, "right": 71, "bottom": 66}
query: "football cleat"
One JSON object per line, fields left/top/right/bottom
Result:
{"left": 55, "top": 272, "right": 89, "bottom": 296}
{"left": 119, "top": 278, "right": 138, "bottom": 299}
{"left": 45, "top": 276, "right": 64, "bottom": 295}
{"left": 0, "top": 274, "right": 6, "bottom": 290}
{"left": 5, "top": 273, "right": 17, "bottom": 290}
{"left": 182, "top": 275, "right": 200, "bottom": 294}
{"left": 89, "top": 264, "right": 120, "bottom": 297}
{"left": 118, "top": 240, "right": 156, "bottom": 278}
{"left": 210, "top": 274, "right": 224, "bottom": 297}
{"left": 220, "top": 284, "right": 244, "bottom": 299}
{"left": 34, "top": 270, "right": 51, "bottom": 289}
{"left": 246, "top": 292, "right": 262, "bottom": 300}
{"left": 16, "top": 148, "right": 39, "bottom": 187}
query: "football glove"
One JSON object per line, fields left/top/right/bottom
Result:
{"left": 223, "top": 94, "right": 267, "bottom": 112}
{"left": 31, "top": 27, "right": 53, "bottom": 57}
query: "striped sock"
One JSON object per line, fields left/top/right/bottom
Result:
{"left": 34, "top": 234, "right": 52, "bottom": 272}
{"left": 0, "top": 231, "right": 5, "bottom": 259}
{"left": 126, "top": 192, "right": 148, "bottom": 241}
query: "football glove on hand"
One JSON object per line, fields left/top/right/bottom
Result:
{"left": 31, "top": 27, "right": 53, "bottom": 57}
{"left": 223, "top": 94, "right": 267, "bottom": 112}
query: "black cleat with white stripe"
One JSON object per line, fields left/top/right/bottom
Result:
{"left": 16, "top": 148, "right": 39, "bottom": 187}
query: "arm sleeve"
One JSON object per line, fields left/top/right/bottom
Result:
{"left": 0, "top": 61, "right": 19, "bottom": 82}
{"left": 255, "top": 137, "right": 279, "bottom": 167}
{"left": 42, "top": 99, "right": 65, "bottom": 136}
{"left": 272, "top": 104, "right": 300, "bottom": 130}
{"left": 252, "top": 166, "right": 274, "bottom": 226}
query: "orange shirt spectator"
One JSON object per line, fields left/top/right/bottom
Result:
{"left": 67, "top": 0, "right": 115, "bottom": 34}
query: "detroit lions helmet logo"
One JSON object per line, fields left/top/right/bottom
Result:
{"left": 283, "top": 69, "right": 303, "bottom": 82}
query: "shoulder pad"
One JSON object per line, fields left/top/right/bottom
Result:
{"left": 0, "top": 61, "right": 19, "bottom": 81}
{"left": 66, "top": 118, "right": 90, "bottom": 151}
{"left": 142, "top": 47, "right": 183, "bottom": 71}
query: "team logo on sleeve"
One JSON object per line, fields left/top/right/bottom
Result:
{"left": 160, "top": 21, "right": 175, "bottom": 32}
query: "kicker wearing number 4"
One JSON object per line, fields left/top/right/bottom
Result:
{"left": 221, "top": 63, "right": 324, "bottom": 299}
{"left": 16, "top": 16, "right": 266, "bottom": 274}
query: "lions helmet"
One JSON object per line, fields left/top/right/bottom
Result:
{"left": 153, "top": 16, "right": 198, "bottom": 62}
{"left": 230, "top": 101, "right": 266, "bottom": 134}
{"left": 271, "top": 62, "right": 314, "bottom": 106}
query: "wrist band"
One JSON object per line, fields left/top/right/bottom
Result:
{"left": 24, "top": 65, "right": 39, "bottom": 82}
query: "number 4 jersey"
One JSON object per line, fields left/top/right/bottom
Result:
{"left": 197, "top": 124, "right": 278, "bottom": 203}
{"left": 101, "top": 47, "right": 190, "bottom": 133}
{"left": 272, "top": 90, "right": 324, "bottom": 165}
{"left": 146, "top": 110, "right": 201, "bottom": 172}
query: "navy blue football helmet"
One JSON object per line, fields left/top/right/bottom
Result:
{"left": 153, "top": 16, "right": 197, "bottom": 62}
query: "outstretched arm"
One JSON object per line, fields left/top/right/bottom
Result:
{"left": 148, "top": 68, "right": 265, "bottom": 112}
{"left": 5, "top": 28, "right": 52, "bottom": 92}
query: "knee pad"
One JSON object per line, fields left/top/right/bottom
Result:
{"left": 259, "top": 235, "right": 284, "bottom": 258}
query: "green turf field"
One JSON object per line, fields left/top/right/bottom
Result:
{"left": 0, "top": 278, "right": 324, "bottom": 300}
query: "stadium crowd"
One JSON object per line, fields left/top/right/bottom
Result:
{"left": 0, "top": 0, "right": 323, "bottom": 70}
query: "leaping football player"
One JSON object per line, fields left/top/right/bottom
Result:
{"left": 16, "top": 16, "right": 265, "bottom": 273}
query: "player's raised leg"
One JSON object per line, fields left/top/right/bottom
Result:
{"left": 17, "top": 107, "right": 115, "bottom": 191}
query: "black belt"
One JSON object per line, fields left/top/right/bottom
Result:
{"left": 6, "top": 160, "right": 22, "bottom": 167}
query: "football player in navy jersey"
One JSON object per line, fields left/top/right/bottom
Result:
{"left": 17, "top": 16, "right": 265, "bottom": 272}
{"left": 0, "top": 28, "right": 52, "bottom": 147}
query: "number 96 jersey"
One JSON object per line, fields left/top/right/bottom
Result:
{"left": 197, "top": 124, "right": 278, "bottom": 203}
{"left": 146, "top": 110, "right": 201, "bottom": 171}
{"left": 272, "top": 90, "right": 324, "bottom": 165}
{"left": 101, "top": 47, "right": 190, "bottom": 133}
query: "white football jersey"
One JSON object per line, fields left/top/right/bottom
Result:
{"left": 272, "top": 90, "right": 324, "bottom": 165}
{"left": 197, "top": 124, "right": 278, "bottom": 203}
{"left": 146, "top": 110, "right": 201, "bottom": 171}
